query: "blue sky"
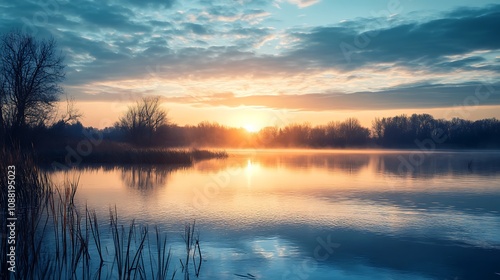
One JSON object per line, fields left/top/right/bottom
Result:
{"left": 0, "top": 0, "right": 499, "bottom": 128}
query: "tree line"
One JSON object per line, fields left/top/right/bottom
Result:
{"left": 371, "top": 114, "right": 500, "bottom": 148}
{"left": 102, "top": 99, "right": 500, "bottom": 149}
{"left": 43, "top": 113, "right": 499, "bottom": 149}
{"left": 149, "top": 114, "right": 500, "bottom": 148}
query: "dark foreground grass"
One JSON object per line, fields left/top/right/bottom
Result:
{"left": 0, "top": 149, "right": 203, "bottom": 279}
{"left": 36, "top": 141, "right": 228, "bottom": 166}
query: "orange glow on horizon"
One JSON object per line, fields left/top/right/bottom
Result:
{"left": 62, "top": 101, "right": 500, "bottom": 130}
{"left": 244, "top": 123, "right": 260, "bottom": 133}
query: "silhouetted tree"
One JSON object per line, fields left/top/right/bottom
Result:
{"left": 278, "top": 123, "right": 312, "bottom": 147}
{"left": 310, "top": 126, "right": 327, "bottom": 146}
{"left": 325, "top": 121, "right": 341, "bottom": 146}
{"left": 118, "top": 96, "right": 168, "bottom": 145}
{"left": 338, "top": 118, "right": 370, "bottom": 146}
{"left": 99, "top": 114, "right": 500, "bottom": 149}
{"left": 0, "top": 31, "right": 65, "bottom": 142}
{"left": 58, "top": 95, "right": 82, "bottom": 125}
{"left": 258, "top": 126, "right": 279, "bottom": 146}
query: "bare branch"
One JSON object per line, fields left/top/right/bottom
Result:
{"left": 0, "top": 30, "right": 65, "bottom": 133}
{"left": 118, "top": 96, "right": 168, "bottom": 145}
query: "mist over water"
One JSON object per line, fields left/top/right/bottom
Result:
{"left": 51, "top": 150, "right": 500, "bottom": 279}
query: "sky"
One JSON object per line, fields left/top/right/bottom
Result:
{"left": 1, "top": 0, "right": 499, "bottom": 129}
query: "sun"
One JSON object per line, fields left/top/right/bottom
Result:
{"left": 244, "top": 124, "right": 259, "bottom": 133}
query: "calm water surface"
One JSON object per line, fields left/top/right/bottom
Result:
{"left": 52, "top": 150, "right": 500, "bottom": 279}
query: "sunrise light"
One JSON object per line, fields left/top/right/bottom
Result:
{"left": 244, "top": 123, "right": 260, "bottom": 133}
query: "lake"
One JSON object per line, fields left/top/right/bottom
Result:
{"left": 51, "top": 149, "right": 500, "bottom": 279}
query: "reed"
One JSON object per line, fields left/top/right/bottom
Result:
{"left": 37, "top": 141, "right": 228, "bottom": 165}
{"left": 180, "top": 222, "right": 202, "bottom": 280}
{"left": 0, "top": 149, "right": 203, "bottom": 279}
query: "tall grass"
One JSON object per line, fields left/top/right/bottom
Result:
{"left": 0, "top": 149, "right": 203, "bottom": 279}
{"left": 180, "top": 222, "right": 202, "bottom": 280}
{"left": 37, "top": 141, "right": 228, "bottom": 165}
{"left": 0, "top": 148, "right": 52, "bottom": 279}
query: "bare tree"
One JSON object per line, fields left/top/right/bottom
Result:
{"left": 118, "top": 96, "right": 168, "bottom": 145}
{"left": 59, "top": 95, "right": 83, "bottom": 125}
{"left": 0, "top": 31, "right": 65, "bottom": 136}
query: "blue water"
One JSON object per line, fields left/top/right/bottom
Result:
{"left": 52, "top": 150, "right": 500, "bottom": 279}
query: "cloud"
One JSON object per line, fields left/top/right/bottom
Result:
{"left": 1, "top": 0, "right": 499, "bottom": 114}
{"left": 278, "top": 0, "right": 320, "bottom": 8}
{"left": 182, "top": 82, "right": 500, "bottom": 111}
{"left": 58, "top": 3, "right": 499, "bottom": 95}
{"left": 121, "top": 0, "right": 176, "bottom": 8}
{"left": 198, "top": 0, "right": 268, "bottom": 8}
{"left": 77, "top": 5, "right": 151, "bottom": 33}
{"left": 196, "top": 8, "right": 271, "bottom": 24}
{"left": 289, "top": 0, "right": 320, "bottom": 8}
{"left": 183, "top": 23, "right": 212, "bottom": 35}
{"left": 286, "top": 5, "right": 500, "bottom": 71}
